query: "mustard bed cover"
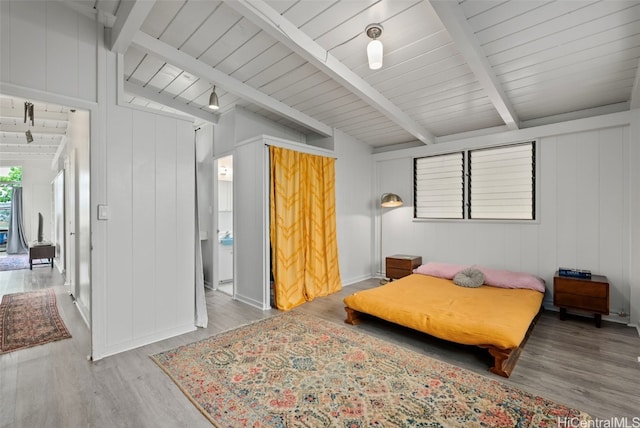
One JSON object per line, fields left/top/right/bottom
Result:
{"left": 343, "top": 274, "right": 544, "bottom": 350}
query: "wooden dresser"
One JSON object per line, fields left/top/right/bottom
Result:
{"left": 553, "top": 272, "right": 609, "bottom": 327}
{"left": 385, "top": 255, "right": 422, "bottom": 280}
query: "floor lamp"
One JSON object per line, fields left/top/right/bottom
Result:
{"left": 380, "top": 193, "right": 403, "bottom": 284}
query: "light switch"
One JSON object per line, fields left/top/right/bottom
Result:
{"left": 98, "top": 204, "right": 109, "bottom": 220}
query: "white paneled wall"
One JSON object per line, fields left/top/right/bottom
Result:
{"left": 376, "top": 124, "right": 630, "bottom": 321}
{"left": 98, "top": 98, "right": 195, "bottom": 358}
{"left": 0, "top": 1, "right": 97, "bottom": 102}
{"left": 334, "top": 130, "right": 374, "bottom": 285}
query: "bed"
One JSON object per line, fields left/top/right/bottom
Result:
{"left": 343, "top": 263, "right": 545, "bottom": 377}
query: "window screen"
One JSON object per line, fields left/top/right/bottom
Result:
{"left": 414, "top": 152, "right": 464, "bottom": 219}
{"left": 468, "top": 142, "right": 535, "bottom": 220}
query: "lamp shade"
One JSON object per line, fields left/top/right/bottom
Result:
{"left": 381, "top": 193, "right": 403, "bottom": 207}
{"left": 367, "top": 39, "right": 383, "bottom": 70}
{"left": 208, "top": 88, "right": 219, "bottom": 111}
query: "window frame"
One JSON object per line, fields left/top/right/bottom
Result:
{"left": 413, "top": 141, "right": 537, "bottom": 222}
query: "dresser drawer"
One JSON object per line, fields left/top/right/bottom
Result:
{"left": 385, "top": 255, "right": 422, "bottom": 280}
{"left": 554, "top": 292, "right": 608, "bottom": 314}
{"left": 554, "top": 280, "right": 608, "bottom": 298}
{"left": 553, "top": 273, "right": 610, "bottom": 324}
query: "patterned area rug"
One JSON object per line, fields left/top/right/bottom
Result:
{"left": 0, "top": 288, "right": 71, "bottom": 354}
{"left": 151, "top": 312, "right": 590, "bottom": 427}
{"left": 0, "top": 254, "right": 29, "bottom": 272}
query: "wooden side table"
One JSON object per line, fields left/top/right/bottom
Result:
{"left": 553, "top": 272, "right": 609, "bottom": 327}
{"left": 385, "top": 255, "right": 422, "bottom": 280}
{"left": 29, "top": 244, "right": 55, "bottom": 270}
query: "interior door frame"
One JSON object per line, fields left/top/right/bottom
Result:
{"left": 0, "top": 83, "right": 95, "bottom": 354}
{"left": 212, "top": 152, "right": 235, "bottom": 296}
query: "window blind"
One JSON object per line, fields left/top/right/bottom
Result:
{"left": 414, "top": 152, "right": 464, "bottom": 219}
{"left": 469, "top": 142, "right": 535, "bottom": 220}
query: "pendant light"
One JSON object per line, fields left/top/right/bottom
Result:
{"left": 365, "top": 24, "right": 384, "bottom": 70}
{"left": 208, "top": 86, "right": 219, "bottom": 111}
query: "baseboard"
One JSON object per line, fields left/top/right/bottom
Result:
{"left": 342, "top": 273, "right": 373, "bottom": 286}
{"left": 54, "top": 259, "right": 64, "bottom": 275}
{"left": 92, "top": 323, "right": 197, "bottom": 361}
{"left": 544, "top": 304, "right": 631, "bottom": 325}
{"left": 74, "top": 298, "right": 91, "bottom": 329}
{"left": 235, "top": 293, "right": 270, "bottom": 311}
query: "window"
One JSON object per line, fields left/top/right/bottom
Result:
{"left": 469, "top": 143, "right": 535, "bottom": 220}
{"left": 414, "top": 141, "right": 535, "bottom": 221}
{"left": 414, "top": 152, "right": 464, "bottom": 219}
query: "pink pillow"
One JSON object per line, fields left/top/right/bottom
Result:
{"left": 477, "top": 267, "right": 545, "bottom": 293}
{"left": 413, "top": 262, "right": 469, "bottom": 279}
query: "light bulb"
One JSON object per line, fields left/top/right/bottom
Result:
{"left": 367, "top": 39, "right": 383, "bottom": 70}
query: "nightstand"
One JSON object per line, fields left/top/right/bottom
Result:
{"left": 385, "top": 255, "right": 422, "bottom": 280}
{"left": 29, "top": 244, "right": 55, "bottom": 270}
{"left": 553, "top": 272, "right": 609, "bottom": 328}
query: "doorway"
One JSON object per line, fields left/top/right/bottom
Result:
{"left": 216, "top": 155, "right": 233, "bottom": 296}
{"left": 0, "top": 93, "right": 90, "bottom": 326}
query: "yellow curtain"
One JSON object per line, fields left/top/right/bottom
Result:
{"left": 269, "top": 146, "right": 342, "bottom": 311}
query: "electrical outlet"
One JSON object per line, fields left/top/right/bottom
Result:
{"left": 618, "top": 310, "right": 628, "bottom": 318}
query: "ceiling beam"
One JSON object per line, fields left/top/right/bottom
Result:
{"left": 0, "top": 137, "right": 62, "bottom": 146}
{"left": 429, "top": 0, "right": 520, "bottom": 130}
{"left": 0, "top": 124, "right": 66, "bottom": 135}
{"left": 0, "top": 152, "right": 54, "bottom": 160}
{"left": 224, "top": 0, "right": 434, "bottom": 145}
{"left": 111, "top": 0, "right": 156, "bottom": 54}
{"left": 0, "top": 106, "right": 68, "bottom": 122}
{"left": 124, "top": 81, "right": 219, "bottom": 125}
{"left": 131, "top": 32, "right": 333, "bottom": 137}
{"left": 631, "top": 58, "right": 640, "bottom": 109}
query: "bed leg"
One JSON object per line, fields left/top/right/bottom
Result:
{"left": 344, "top": 307, "right": 362, "bottom": 325}
{"left": 486, "top": 346, "right": 522, "bottom": 378}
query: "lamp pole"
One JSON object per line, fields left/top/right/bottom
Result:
{"left": 379, "top": 193, "right": 403, "bottom": 284}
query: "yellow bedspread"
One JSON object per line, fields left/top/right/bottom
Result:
{"left": 344, "top": 274, "right": 544, "bottom": 350}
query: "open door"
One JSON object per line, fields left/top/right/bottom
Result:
{"left": 65, "top": 149, "right": 77, "bottom": 298}
{"left": 215, "top": 155, "right": 233, "bottom": 296}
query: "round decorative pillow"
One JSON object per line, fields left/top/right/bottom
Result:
{"left": 453, "top": 267, "right": 485, "bottom": 288}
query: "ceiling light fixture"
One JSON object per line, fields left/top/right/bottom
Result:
{"left": 208, "top": 86, "right": 219, "bottom": 111}
{"left": 25, "top": 130, "right": 33, "bottom": 143}
{"left": 365, "top": 24, "right": 384, "bottom": 70}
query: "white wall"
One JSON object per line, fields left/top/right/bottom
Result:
{"left": 629, "top": 109, "right": 640, "bottom": 332}
{"left": 0, "top": 1, "right": 97, "bottom": 102}
{"left": 213, "top": 106, "right": 306, "bottom": 158}
{"left": 374, "top": 117, "right": 632, "bottom": 323}
{"left": 66, "top": 108, "right": 92, "bottom": 321}
{"left": 196, "top": 124, "right": 214, "bottom": 285}
{"left": 90, "top": 50, "right": 196, "bottom": 359}
{"left": 334, "top": 129, "right": 374, "bottom": 285}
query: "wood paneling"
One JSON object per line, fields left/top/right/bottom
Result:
{"left": 131, "top": 110, "right": 156, "bottom": 339}
{"left": 2, "top": 1, "right": 97, "bottom": 102}
{"left": 106, "top": 99, "right": 134, "bottom": 346}
{"left": 377, "top": 124, "right": 631, "bottom": 320}
{"left": 99, "top": 101, "right": 195, "bottom": 358}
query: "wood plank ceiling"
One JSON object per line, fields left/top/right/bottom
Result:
{"left": 0, "top": 95, "right": 69, "bottom": 161}
{"left": 81, "top": 0, "right": 640, "bottom": 149}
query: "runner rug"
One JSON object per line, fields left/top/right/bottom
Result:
{"left": 0, "top": 254, "right": 29, "bottom": 272}
{"left": 151, "top": 312, "right": 590, "bottom": 427}
{"left": 0, "top": 288, "right": 71, "bottom": 354}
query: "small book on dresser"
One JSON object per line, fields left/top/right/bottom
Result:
{"left": 558, "top": 267, "right": 591, "bottom": 279}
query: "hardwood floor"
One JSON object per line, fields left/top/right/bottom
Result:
{"left": 1, "top": 272, "right": 639, "bottom": 427}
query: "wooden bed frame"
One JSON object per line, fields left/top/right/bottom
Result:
{"left": 344, "top": 306, "right": 543, "bottom": 378}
